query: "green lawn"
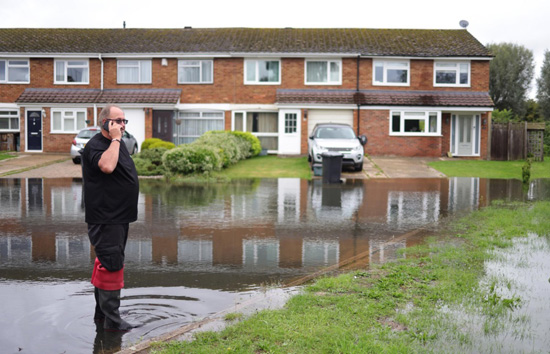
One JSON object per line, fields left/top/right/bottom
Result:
{"left": 429, "top": 159, "right": 550, "bottom": 180}
{"left": 212, "top": 155, "right": 311, "bottom": 180}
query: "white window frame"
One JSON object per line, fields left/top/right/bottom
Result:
{"left": 389, "top": 110, "right": 441, "bottom": 136}
{"left": 434, "top": 61, "right": 471, "bottom": 87}
{"left": 305, "top": 59, "right": 342, "bottom": 85}
{"left": 50, "top": 108, "right": 87, "bottom": 133}
{"left": 174, "top": 110, "right": 225, "bottom": 144}
{"left": 117, "top": 59, "right": 152, "bottom": 84}
{"left": 0, "top": 59, "right": 30, "bottom": 84}
{"left": 0, "top": 110, "right": 19, "bottom": 131}
{"left": 178, "top": 59, "right": 213, "bottom": 84}
{"left": 244, "top": 59, "right": 281, "bottom": 85}
{"left": 54, "top": 59, "right": 89, "bottom": 84}
{"left": 373, "top": 59, "right": 410, "bottom": 86}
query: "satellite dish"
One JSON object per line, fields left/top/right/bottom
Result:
{"left": 459, "top": 20, "right": 469, "bottom": 29}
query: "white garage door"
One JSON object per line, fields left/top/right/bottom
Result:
{"left": 307, "top": 110, "right": 353, "bottom": 136}
{"left": 124, "top": 109, "right": 145, "bottom": 152}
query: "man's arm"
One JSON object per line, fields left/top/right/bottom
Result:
{"left": 98, "top": 121, "right": 123, "bottom": 174}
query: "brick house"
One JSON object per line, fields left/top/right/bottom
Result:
{"left": 0, "top": 28, "right": 493, "bottom": 158}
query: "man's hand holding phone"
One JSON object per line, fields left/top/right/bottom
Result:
{"left": 103, "top": 119, "right": 123, "bottom": 140}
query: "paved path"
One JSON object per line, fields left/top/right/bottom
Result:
{"left": 1, "top": 152, "right": 448, "bottom": 179}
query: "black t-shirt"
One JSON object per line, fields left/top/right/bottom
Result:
{"left": 82, "top": 133, "right": 139, "bottom": 224}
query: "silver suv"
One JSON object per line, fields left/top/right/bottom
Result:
{"left": 308, "top": 123, "right": 367, "bottom": 172}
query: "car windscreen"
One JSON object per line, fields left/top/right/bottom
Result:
{"left": 77, "top": 129, "right": 101, "bottom": 139}
{"left": 316, "top": 127, "right": 356, "bottom": 139}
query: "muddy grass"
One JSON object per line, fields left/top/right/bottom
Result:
{"left": 151, "top": 201, "right": 550, "bottom": 353}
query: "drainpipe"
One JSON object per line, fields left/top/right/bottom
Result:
{"left": 99, "top": 54, "right": 104, "bottom": 90}
{"left": 95, "top": 54, "right": 104, "bottom": 126}
{"left": 356, "top": 55, "right": 361, "bottom": 136}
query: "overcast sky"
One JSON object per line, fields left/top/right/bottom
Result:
{"left": 2, "top": 0, "right": 548, "bottom": 97}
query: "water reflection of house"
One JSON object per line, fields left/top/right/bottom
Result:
{"left": 0, "top": 177, "right": 528, "bottom": 278}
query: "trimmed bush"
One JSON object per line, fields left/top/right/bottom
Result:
{"left": 162, "top": 144, "right": 223, "bottom": 175}
{"left": 141, "top": 138, "right": 164, "bottom": 151}
{"left": 229, "top": 131, "right": 262, "bottom": 156}
{"left": 149, "top": 141, "right": 176, "bottom": 150}
{"left": 196, "top": 132, "right": 249, "bottom": 167}
{"left": 133, "top": 147, "right": 168, "bottom": 176}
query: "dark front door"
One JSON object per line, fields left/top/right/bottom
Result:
{"left": 27, "top": 111, "right": 42, "bottom": 151}
{"left": 152, "top": 110, "right": 173, "bottom": 142}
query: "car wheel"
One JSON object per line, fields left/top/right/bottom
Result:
{"left": 72, "top": 158, "right": 81, "bottom": 165}
{"left": 354, "top": 162, "right": 363, "bottom": 172}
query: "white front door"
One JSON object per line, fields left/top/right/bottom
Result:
{"left": 278, "top": 110, "right": 301, "bottom": 154}
{"left": 457, "top": 115, "right": 473, "bottom": 155}
{"left": 451, "top": 114, "right": 480, "bottom": 156}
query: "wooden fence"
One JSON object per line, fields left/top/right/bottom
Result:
{"left": 491, "top": 122, "right": 545, "bottom": 161}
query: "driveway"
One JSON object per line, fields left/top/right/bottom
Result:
{"left": 1, "top": 153, "right": 447, "bottom": 179}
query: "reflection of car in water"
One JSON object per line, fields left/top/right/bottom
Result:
{"left": 70, "top": 126, "right": 139, "bottom": 164}
{"left": 307, "top": 123, "right": 367, "bottom": 171}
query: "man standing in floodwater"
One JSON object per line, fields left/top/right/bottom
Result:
{"left": 82, "top": 104, "right": 139, "bottom": 332}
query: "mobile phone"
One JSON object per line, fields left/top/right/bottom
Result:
{"left": 103, "top": 120, "right": 110, "bottom": 131}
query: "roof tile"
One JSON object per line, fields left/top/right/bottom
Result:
{"left": 0, "top": 28, "right": 491, "bottom": 57}
{"left": 277, "top": 89, "right": 494, "bottom": 107}
{"left": 16, "top": 88, "right": 181, "bottom": 104}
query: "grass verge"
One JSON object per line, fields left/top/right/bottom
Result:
{"left": 151, "top": 200, "right": 550, "bottom": 353}
{"left": 0, "top": 152, "right": 17, "bottom": 161}
{"left": 429, "top": 159, "right": 550, "bottom": 180}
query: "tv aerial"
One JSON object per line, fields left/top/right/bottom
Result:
{"left": 459, "top": 20, "right": 469, "bottom": 29}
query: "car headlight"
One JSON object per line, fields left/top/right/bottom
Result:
{"left": 352, "top": 145, "right": 362, "bottom": 152}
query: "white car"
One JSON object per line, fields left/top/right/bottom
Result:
{"left": 70, "top": 126, "right": 139, "bottom": 164}
{"left": 308, "top": 123, "right": 367, "bottom": 172}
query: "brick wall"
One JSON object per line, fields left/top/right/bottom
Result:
{"left": 359, "top": 109, "right": 443, "bottom": 157}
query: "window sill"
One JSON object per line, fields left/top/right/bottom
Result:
{"left": 389, "top": 133, "right": 443, "bottom": 137}
{"left": 0, "top": 82, "right": 30, "bottom": 85}
{"left": 54, "top": 82, "right": 89, "bottom": 85}
{"left": 178, "top": 82, "right": 213, "bottom": 85}
{"left": 434, "top": 84, "right": 471, "bottom": 88}
{"left": 373, "top": 82, "right": 410, "bottom": 87}
{"left": 50, "top": 131, "right": 79, "bottom": 134}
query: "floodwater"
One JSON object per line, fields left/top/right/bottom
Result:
{"left": 1, "top": 177, "right": 549, "bottom": 353}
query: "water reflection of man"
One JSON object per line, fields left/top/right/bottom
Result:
{"left": 81, "top": 104, "right": 139, "bottom": 332}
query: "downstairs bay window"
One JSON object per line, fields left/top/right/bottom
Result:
{"left": 0, "top": 110, "right": 19, "bottom": 130}
{"left": 390, "top": 111, "right": 440, "bottom": 136}
{"left": 174, "top": 111, "right": 224, "bottom": 144}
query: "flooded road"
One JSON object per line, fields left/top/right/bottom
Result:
{"left": 1, "top": 177, "right": 548, "bottom": 353}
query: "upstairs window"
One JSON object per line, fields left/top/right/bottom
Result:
{"left": 55, "top": 60, "right": 89, "bottom": 84}
{"left": 178, "top": 60, "right": 213, "bottom": 84}
{"left": 244, "top": 59, "right": 280, "bottom": 84}
{"left": 117, "top": 60, "right": 152, "bottom": 84}
{"left": 0, "top": 59, "right": 30, "bottom": 83}
{"left": 373, "top": 60, "right": 410, "bottom": 86}
{"left": 434, "top": 61, "right": 470, "bottom": 86}
{"left": 305, "top": 60, "right": 341, "bottom": 85}
{"left": 51, "top": 109, "right": 87, "bottom": 133}
{"left": 390, "top": 111, "right": 440, "bottom": 136}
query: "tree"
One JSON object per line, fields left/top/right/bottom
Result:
{"left": 487, "top": 43, "right": 534, "bottom": 118}
{"left": 537, "top": 50, "right": 550, "bottom": 121}
{"left": 524, "top": 99, "right": 541, "bottom": 122}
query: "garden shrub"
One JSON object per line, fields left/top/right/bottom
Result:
{"left": 229, "top": 131, "right": 262, "bottom": 156}
{"left": 162, "top": 144, "right": 223, "bottom": 175}
{"left": 196, "top": 132, "right": 248, "bottom": 167}
{"left": 149, "top": 140, "right": 175, "bottom": 150}
{"left": 133, "top": 147, "right": 168, "bottom": 176}
{"left": 141, "top": 138, "right": 164, "bottom": 151}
